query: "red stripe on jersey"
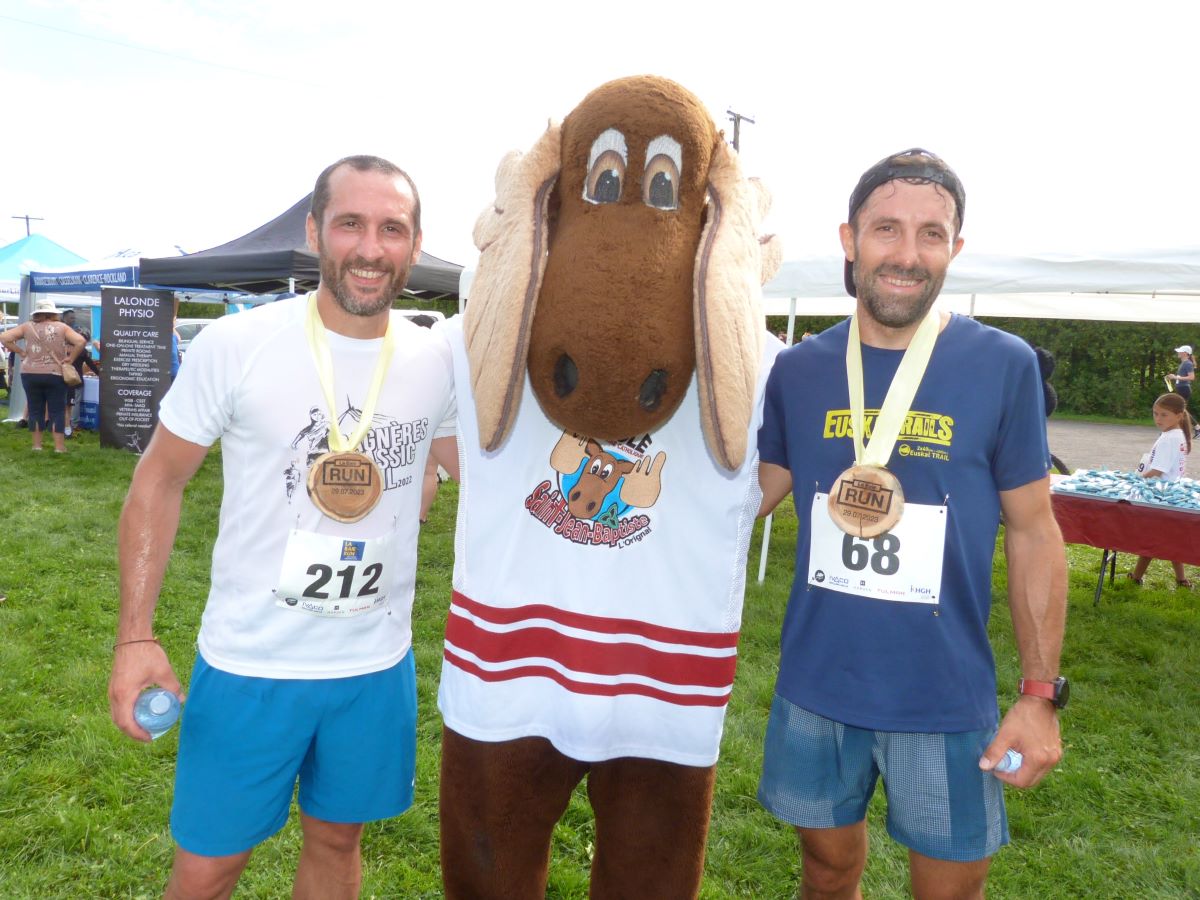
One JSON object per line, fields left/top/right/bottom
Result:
{"left": 446, "top": 611, "right": 737, "bottom": 689}
{"left": 443, "top": 648, "right": 732, "bottom": 708}
{"left": 452, "top": 590, "right": 740, "bottom": 650}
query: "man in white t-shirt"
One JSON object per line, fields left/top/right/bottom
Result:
{"left": 108, "top": 156, "right": 457, "bottom": 899}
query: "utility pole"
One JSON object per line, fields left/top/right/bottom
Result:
{"left": 725, "top": 108, "right": 756, "bottom": 152}
{"left": 11, "top": 214, "right": 43, "bottom": 236}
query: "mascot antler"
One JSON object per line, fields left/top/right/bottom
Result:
{"left": 466, "top": 125, "right": 561, "bottom": 451}
{"left": 465, "top": 75, "right": 777, "bottom": 470}
{"left": 695, "top": 146, "right": 781, "bottom": 469}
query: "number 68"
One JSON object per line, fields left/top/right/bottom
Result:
{"left": 840, "top": 533, "right": 900, "bottom": 575}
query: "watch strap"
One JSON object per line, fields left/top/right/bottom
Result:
{"left": 1018, "top": 678, "right": 1057, "bottom": 701}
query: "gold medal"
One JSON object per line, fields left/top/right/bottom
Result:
{"left": 831, "top": 308, "right": 940, "bottom": 537}
{"left": 828, "top": 464, "right": 905, "bottom": 538}
{"left": 306, "top": 451, "right": 385, "bottom": 523}
{"left": 302, "top": 293, "right": 397, "bottom": 522}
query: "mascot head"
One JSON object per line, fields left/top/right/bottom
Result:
{"left": 465, "top": 75, "right": 780, "bottom": 469}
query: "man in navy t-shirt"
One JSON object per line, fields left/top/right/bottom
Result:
{"left": 755, "top": 149, "right": 1068, "bottom": 899}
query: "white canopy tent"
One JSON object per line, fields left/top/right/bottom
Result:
{"left": 762, "top": 247, "right": 1200, "bottom": 323}
{"left": 458, "top": 246, "right": 1200, "bottom": 322}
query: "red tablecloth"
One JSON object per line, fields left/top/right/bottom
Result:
{"left": 1051, "top": 490, "right": 1200, "bottom": 566}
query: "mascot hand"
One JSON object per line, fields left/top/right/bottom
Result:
{"left": 619, "top": 451, "right": 667, "bottom": 508}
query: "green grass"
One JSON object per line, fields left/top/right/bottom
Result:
{"left": 1, "top": 421, "right": 1198, "bottom": 898}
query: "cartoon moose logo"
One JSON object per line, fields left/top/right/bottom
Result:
{"left": 549, "top": 432, "right": 666, "bottom": 522}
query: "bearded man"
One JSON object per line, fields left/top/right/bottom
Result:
{"left": 755, "top": 149, "right": 1068, "bottom": 900}
{"left": 109, "top": 156, "right": 457, "bottom": 899}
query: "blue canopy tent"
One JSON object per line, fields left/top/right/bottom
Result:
{"left": 26, "top": 248, "right": 143, "bottom": 297}
{"left": 0, "top": 234, "right": 86, "bottom": 306}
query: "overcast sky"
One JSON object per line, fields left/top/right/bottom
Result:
{"left": 2, "top": 0, "right": 1197, "bottom": 272}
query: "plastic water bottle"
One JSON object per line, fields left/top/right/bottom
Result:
{"left": 134, "top": 688, "right": 181, "bottom": 740}
{"left": 993, "top": 748, "right": 1023, "bottom": 773}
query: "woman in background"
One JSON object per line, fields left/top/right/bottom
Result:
{"left": 0, "top": 298, "right": 85, "bottom": 453}
{"left": 1167, "top": 344, "right": 1195, "bottom": 435}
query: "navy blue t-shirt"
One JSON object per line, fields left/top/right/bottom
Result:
{"left": 758, "top": 315, "right": 1050, "bottom": 732}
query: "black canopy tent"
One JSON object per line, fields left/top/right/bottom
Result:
{"left": 140, "top": 195, "right": 462, "bottom": 298}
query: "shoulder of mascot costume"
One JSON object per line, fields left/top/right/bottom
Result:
{"left": 464, "top": 74, "right": 781, "bottom": 471}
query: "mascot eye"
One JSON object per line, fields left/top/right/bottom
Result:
{"left": 586, "top": 151, "right": 625, "bottom": 203}
{"left": 584, "top": 128, "right": 628, "bottom": 205}
{"left": 643, "top": 157, "right": 679, "bottom": 209}
{"left": 643, "top": 135, "right": 682, "bottom": 210}
{"left": 589, "top": 458, "right": 603, "bottom": 475}
{"left": 600, "top": 463, "right": 614, "bottom": 480}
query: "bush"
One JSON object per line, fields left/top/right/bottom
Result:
{"left": 981, "top": 319, "right": 1191, "bottom": 418}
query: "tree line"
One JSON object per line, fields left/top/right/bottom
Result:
{"left": 768, "top": 316, "right": 1195, "bottom": 420}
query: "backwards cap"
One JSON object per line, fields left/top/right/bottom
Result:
{"left": 843, "top": 148, "right": 965, "bottom": 297}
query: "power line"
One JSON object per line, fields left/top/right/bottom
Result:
{"left": 0, "top": 12, "right": 322, "bottom": 89}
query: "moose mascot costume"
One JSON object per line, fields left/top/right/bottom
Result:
{"left": 438, "top": 75, "right": 782, "bottom": 898}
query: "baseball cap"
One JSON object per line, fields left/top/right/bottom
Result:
{"left": 844, "top": 148, "right": 966, "bottom": 298}
{"left": 1175, "top": 345, "right": 1193, "bottom": 354}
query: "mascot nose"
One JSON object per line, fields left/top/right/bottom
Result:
{"left": 638, "top": 369, "right": 668, "bottom": 412}
{"left": 554, "top": 353, "right": 579, "bottom": 398}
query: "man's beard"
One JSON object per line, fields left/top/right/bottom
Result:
{"left": 854, "top": 261, "right": 946, "bottom": 329}
{"left": 319, "top": 248, "right": 411, "bottom": 318}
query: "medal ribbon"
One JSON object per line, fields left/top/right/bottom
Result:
{"left": 846, "top": 307, "right": 940, "bottom": 467}
{"left": 304, "top": 292, "right": 396, "bottom": 453}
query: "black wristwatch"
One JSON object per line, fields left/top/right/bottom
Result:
{"left": 1018, "top": 676, "right": 1069, "bottom": 710}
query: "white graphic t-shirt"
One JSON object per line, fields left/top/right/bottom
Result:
{"left": 438, "top": 317, "right": 779, "bottom": 765}
{"left": 159, "top": 295, "right": 456, "bottom": 679}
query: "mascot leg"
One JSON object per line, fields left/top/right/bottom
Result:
{"left": 440, "top": 727, "right": 587, "bottom": 898}
{"left": 586, "top": 758, "right": 716, "bottom": 899}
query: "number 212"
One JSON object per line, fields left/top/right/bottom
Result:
{"left": 304, "top": 563, "right": 383, "bottom": 599}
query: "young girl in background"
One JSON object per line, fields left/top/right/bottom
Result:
{"left": 1131, "top": 393, "right": 1194, "bottom": 588}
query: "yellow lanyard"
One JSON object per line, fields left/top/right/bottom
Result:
{"left": 303, "top": 292, "right": 395, "bottom": 453}
{"left": 846, "top": 308, "right": 940, "bottom": 468}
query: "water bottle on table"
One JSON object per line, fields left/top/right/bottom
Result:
{"left": 134, "top": 687, "right": 181, "bottom": 740}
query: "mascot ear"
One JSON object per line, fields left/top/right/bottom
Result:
{"left": 465, "top": 122, "right": 562, "bottom": 451}
{"left": 693, "top": 141, "right": 778, "bottom": 470}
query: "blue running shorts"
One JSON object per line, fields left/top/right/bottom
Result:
{"left": 757, "top": 693, "right": 1008, "bottom": 862}
{"left": 171, "top": 650, "right": 417, "bottom": 857}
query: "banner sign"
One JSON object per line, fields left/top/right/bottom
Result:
{"left": 99, "top": 286, "right": 174, "bottom": 452}
{"left": 31, "top": 266, "right": 139, "bottom": 293}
